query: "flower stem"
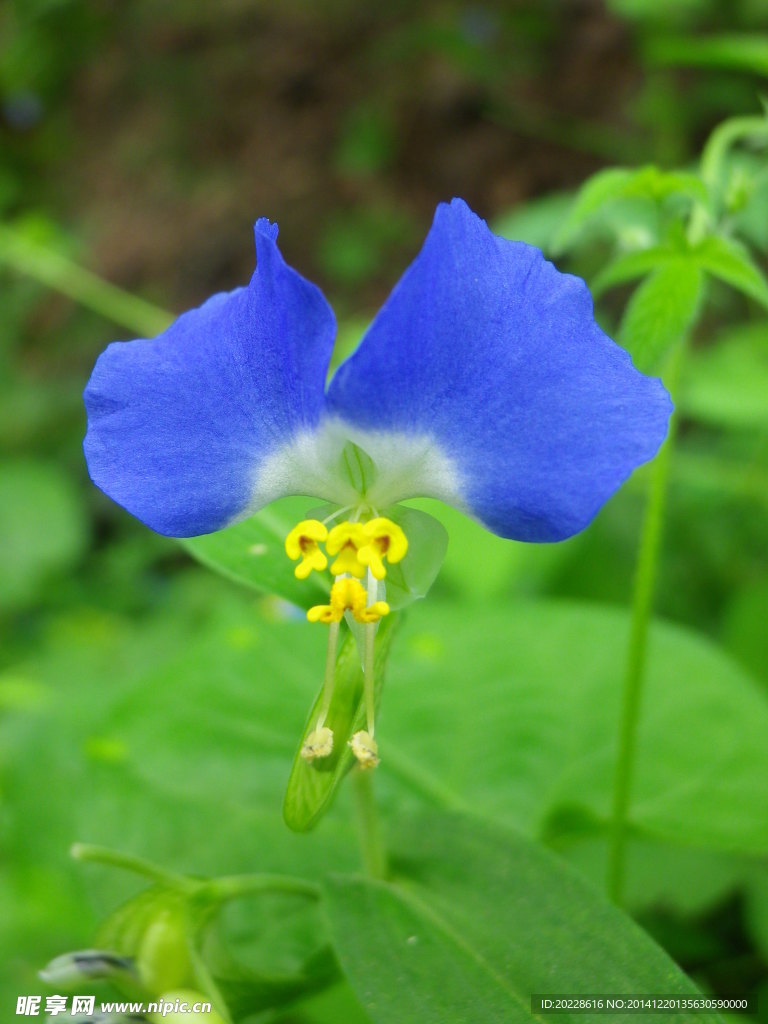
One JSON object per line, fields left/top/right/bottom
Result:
{"left": 352, "top": 767, "right": 387, "bottom": 880}
{"left": 364, "top": 622, "right": 376, "bottom": 735}
{"left": 0, "top": 225, "right": 172, "bottom": 337}
{"left": 363, "top": 567, "right": 378, "bottom": 736}
{"left": 70, "top": 842, "right": 193, "bottom": 891}
{"left": 316, "top": 620, "right": 340, "bottom": 728}
{"left": 201, "top": 873, "right": 320, "bottom": 902}
{"left": 607, "top": 341, "right": 685, "bottom": 904}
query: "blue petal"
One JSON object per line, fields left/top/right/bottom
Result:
{"left": 84, "top": 219, "right": 335, "bottom": 536}
{"left": 327, "top": 199, "right": 672, "bottom": 541}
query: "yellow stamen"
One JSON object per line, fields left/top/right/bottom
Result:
{"left": 301, "top": 726, "right": 334, "bottom": 762}
{"left": 349, "top": 730, "right": 379, "bottom": 769}
{"left": 357, "top": 517, "right": 408, "bottom": 580}
{"left": 307, "top": 578, "right": 389, "bottom": 624}
{"left": 326, "top": 522, "right": 367, "bottom": 578}
{"left": 285, "top": 520, "right": 328, "bottom": 579}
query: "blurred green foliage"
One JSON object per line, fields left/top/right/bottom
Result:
{"left": 3, "top": 2, "right": 768, "bottom": 1021}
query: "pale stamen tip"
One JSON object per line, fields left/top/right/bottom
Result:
{"left": 301, "top": 726, "right": 334, "bottom": 762}
{"left": 349, "top": 730, "right": 380, "bottom": 769}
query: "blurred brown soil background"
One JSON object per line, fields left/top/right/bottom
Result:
{"left": 4, "top": 0, "right": 650, "bottom": 317}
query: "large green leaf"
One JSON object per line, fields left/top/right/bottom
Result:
{"left": 382, "top": 601, "right": 768, "bottom": 854}
{"left": 0, "top": 586, "right": 358, "bottom": 1013}
{"left": 0, "top": 459, "right": 87, "bottom": 610}
{"left": 324, "top": 814, "right": 717, "bottom": 1024}
{"left": 618, "top": 259, "right": 703, "bottom": 371}
{"left": 7, "top": 590, "right": 765, "bottom": 1012}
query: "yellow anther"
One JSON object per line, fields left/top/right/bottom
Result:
{"left": 357, "top": 517, "right": 408, "bottom": 580}
{"left": 349, "top": 730, "right": 379, "bottom": 769}
{"left": 285, "top": 520, "right": 328, "bottom": 579}
{"left": 325, "top": 521, "right": 367, "bottom": 578}
{"left": 301, "top": 726, "right": 334, "bottom": 762}
{"left": 307, "top": 578, "right": 390, "bottom": 624}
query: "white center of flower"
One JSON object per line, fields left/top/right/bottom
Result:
{"left": 251, "top": 417, "right": 464, "bottom": 514}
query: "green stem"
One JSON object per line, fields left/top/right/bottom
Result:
{"left": 0, "top": 224, "right": 172, "bottom": 337}
{"left": 352, "top": 767, "right": 387, "bottom": 880}
{"left": 606, "top": 341, "right": 686, "bottom": 904}
{"left": 201, "top": 873, "right": 320, "bottom": 902}
{"left": 364, "top": 621, "right": 376, "bottom": 735}
{"left": 316, "top": 620, "right": 341, "bottom": 728}
{"left": 70, "top": 842, "right": 194, "bottom": 891}
{"left": 700, "top": 114, "right": 768, "bottom": 191}
{"left": 689, "top": 113, "right": 768, "bottom": 244}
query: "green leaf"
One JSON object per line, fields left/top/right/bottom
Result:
{"left": 0, "top": 459, "right": 87, "bottom": 610}
{"left": 338, "top": 441, "right": 378, "bottom": 495}
{"left": 492, "top": 191, "right": 575, "bottom": 252}
{"left": 591, "top": 245, "right": 678, "bottom": 298}
{"left": 381, "top": 507, "right": 448, "bottom": 612}
{"left": 618, "top": 259, "right": 703, "bottom": 371}
{"left": 679, "top": 323, "right": 768, "bottom": 431}
{"left": 383, "top": 601, "right": 768, "bottom": 854}
{"left": 324, "top": 813, "right": 717, "bottom": 1024}
{"left": 745, "top": 868, "right": 768, "bottom": 961}
{"left": 558, "top": 833, "right": 745, "bottom": 919}
{"left": 693, "top": 235, "right": 768, "bottom": 309}
{"left": 554, "top": 168, "right": 634, "bottom": 250}
{"left": 215, "top": 948, "right": 339, "bottom": 1023}
{"left": 283, "top": 617, "right": 396, "bottom": 833}
{"left": 555, "top": 166, "right": 709, "bottom": 252}
{"left": 180, "top": 497, "right": 329, "bottom": 610}
{"left": 260, "top": 982, "right": 371, "bottom": 1024}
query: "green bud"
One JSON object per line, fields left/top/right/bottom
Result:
{"left": 136, "top": 908, "right": 194, "bottom": 995}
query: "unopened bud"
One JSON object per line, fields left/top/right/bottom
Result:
{"left": 39, "top": 949, "right": 136, "bottom": 985}
{"left": 137, "top": 909, "right": 193, "bottom": 994}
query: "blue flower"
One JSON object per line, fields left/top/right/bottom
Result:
{"left": 84, "top": 198, "right": 672, "bottom": 770}
{"left": 83, "top": 198, "right": 672, "bottom": 546}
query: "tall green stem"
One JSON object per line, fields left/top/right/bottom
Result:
{"left": 0, "top": 225, "right": 172, "bottom": 337}
{"left": 202, "top": 873, "right": 320, "bottom": 902}
{"left": 70, "top": 842, "right": 193, "bottom": 891}
{"left": 607, "top": 341, "right": 686, "bottom": 904}
{"left": 352, "top": 767, "right": 387, "bottom": 880}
